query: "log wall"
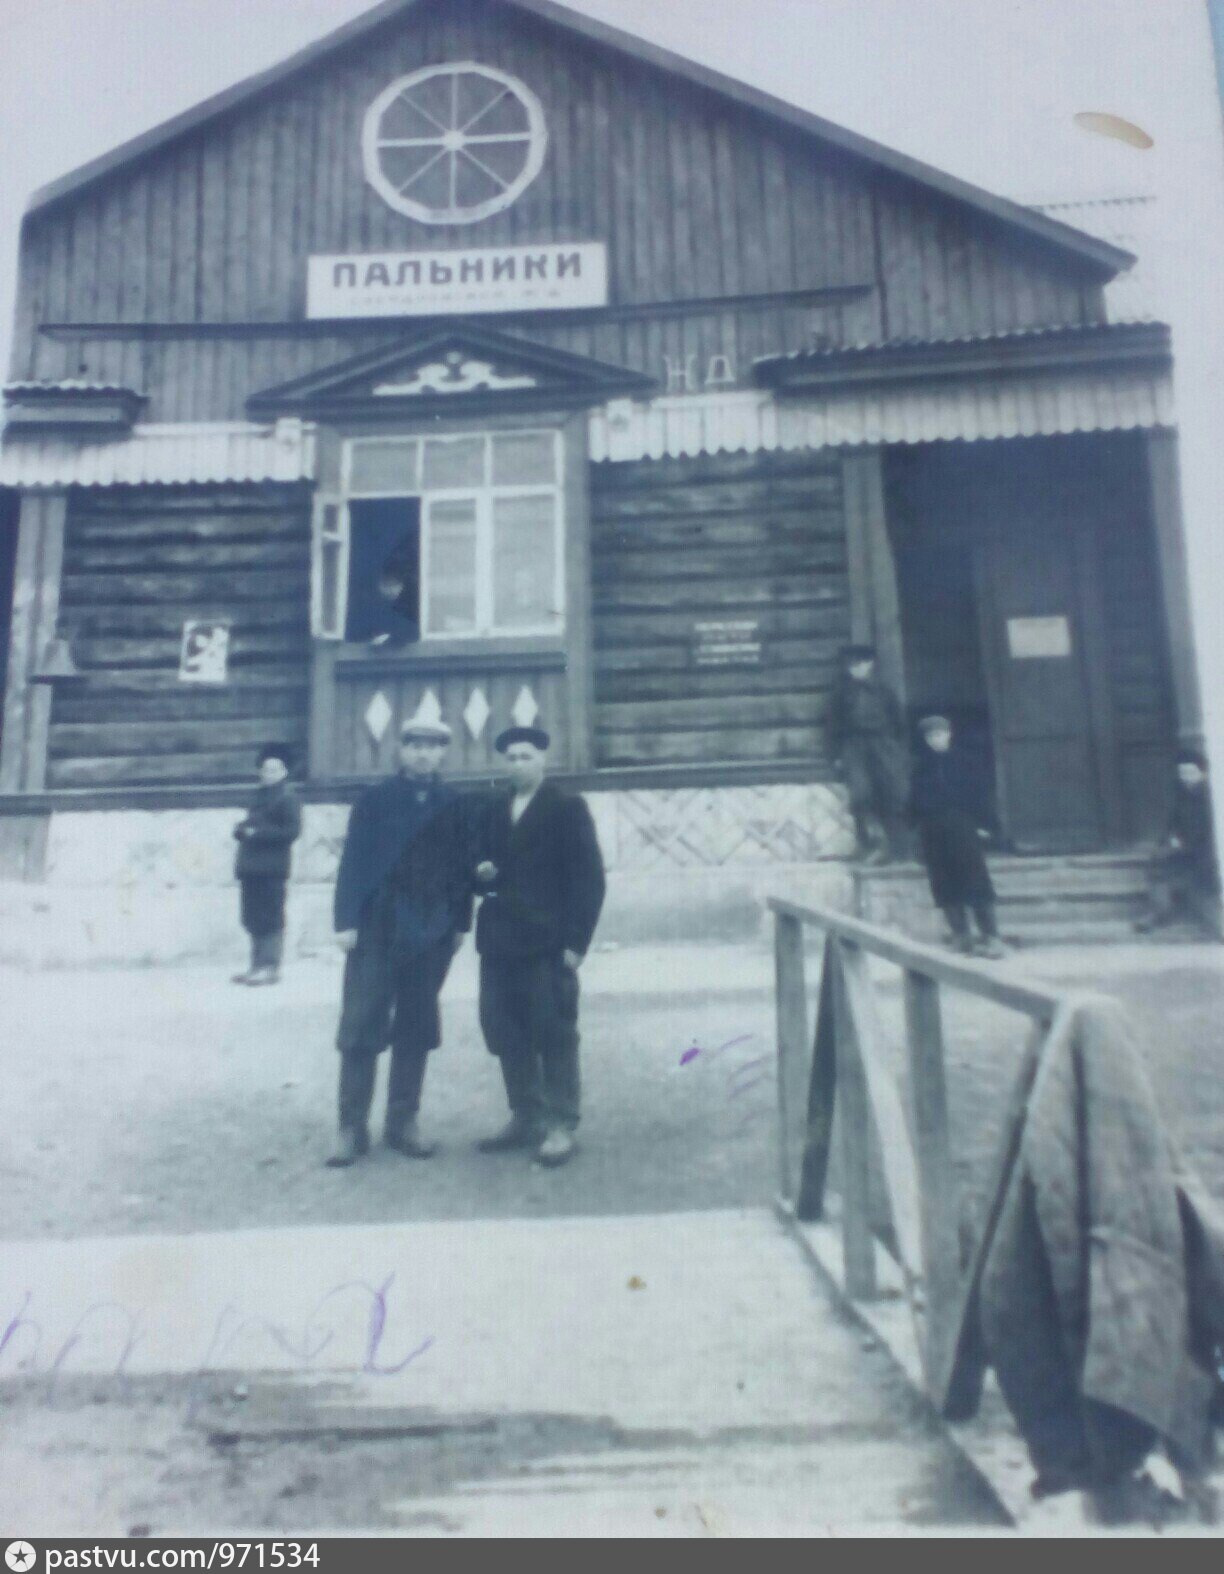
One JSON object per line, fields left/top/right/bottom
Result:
{"left": 49, "top": 486, "right": 311, "bottom": 788}
{"left": 590, "top": 449, "right": 850, "bottom": 767}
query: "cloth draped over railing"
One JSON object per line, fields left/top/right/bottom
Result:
{"left": 770, "top": 897, "right": 1224, "bottom": 1505}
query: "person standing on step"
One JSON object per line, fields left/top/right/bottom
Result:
{"left": 826, "top": 643, "right": 910, "bottom": 864}
{"left": 910, "top": 714, "right": 1006, "bottom": 959}
{"left": 1136, "top": 748, "right": 1222, "bottom": 937}
{"left": 474, "top": 724, "right": 606, "bottom": 1169}
{"left": 326, "top": 712, "right": 474, "bottom": 1168}
{"left": 232, "top": 743, "right": 302, "bottom": 987}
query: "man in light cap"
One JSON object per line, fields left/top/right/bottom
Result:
{"left": 326, "top": 708, "right": 474, "bottom": 1167}
{"left": 473, "top": 723, "right": 606, "bottom": 1168}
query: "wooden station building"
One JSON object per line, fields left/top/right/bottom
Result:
{"left": 0, "top": 0, "right": 1199, "bottom": 896}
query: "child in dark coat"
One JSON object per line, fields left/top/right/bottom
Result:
{"left": 232, "top": 744, "right": 303, "bottom": 985}
{"left": 1136, "top": 748, "right": 1221, "bottom": 937}
{"left": 910, "top": 714, "right": 1005, "bottom": 958}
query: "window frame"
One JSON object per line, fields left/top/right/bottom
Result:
{"left": 316, "top": 428, "right": 566, "bottom": 644}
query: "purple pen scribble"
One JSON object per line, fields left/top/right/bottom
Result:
{"left": 3, "top": 1275, "right": 435, "bottom": 1411}
{"left": 47, "top": 1301, "right": 145, "bottom": 1394}
{"left": 678, "top": 1032, "right": 756, "bottom": 1068}
{"left": 0, "top": 1291, "right": 42, "bottom": 1372}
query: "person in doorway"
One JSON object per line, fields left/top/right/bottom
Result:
{"left": 232, "top": 744, "right": 302, "bottom": 986}
{"left": 910, "top": 714, "right": 1006, "bottom": 959}
{"left": 367, "top": 552, "right": 420, "bottom": 649}
{"left": 1135, "top": 748, "right": 1222, "bottom": 937}
{"left": 474, "top": 725, "right": 606, "bottom": 1169}
{"left": 826, "top": 643, "right": 910, "bottom": 864}
{"left": 326, "top": 713, "right": 473, "bottom": 1168}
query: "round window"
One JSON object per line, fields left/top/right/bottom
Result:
{"left": 362, "top": 62, "right": 548, "bottom": 225}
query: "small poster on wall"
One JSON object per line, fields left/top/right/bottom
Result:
{"left": 179, "top": 620, "right": 231, "bottom": 684}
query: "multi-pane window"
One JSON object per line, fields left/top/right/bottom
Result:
{"left": 313, "top": 431, "right": 564, "bottom": 642}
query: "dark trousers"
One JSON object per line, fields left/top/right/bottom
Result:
{"left": 240, "top": 876, "right": 287, "bottom": 971}
{"left": 843, "top": 737, "right": 910, "bottom": 857}
{"left": 944, "top": 901, "right": 998, "bottom": 940}
{"left": 479, "top": 953, "right": 581, "bottom": 1132}
{"left": 334, "top": 931, "right": 455, "bottom": 1135}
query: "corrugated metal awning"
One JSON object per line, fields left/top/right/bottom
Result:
{"left": 0, "top": 420, "right": 316, "bottom": 489}
{"left": 588, "top": 368, "right": 1174, "bottom": 464}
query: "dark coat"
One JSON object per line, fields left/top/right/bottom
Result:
{"left": 334, "top": 774, "right": 473, "bottom": 947}
{"left": 1168, "top": 781, "right": 1220, "bottom": 893}
{"left": 910, "top": 742, "right": 995, "bottom": 908}
{"left": 233, "top": 783, "right": 302, "bottom": 880}
{"left": 475, "top": 782, "right": 606, "bottom": 961}
{"left": 825, "top": 673, "right": 905, "bottom": 757}
{"left": 972, "top": 999, "right": 1224, "bottom": 1491}
{"left": 909, "top": 742, "right": 993, "bottom": 823}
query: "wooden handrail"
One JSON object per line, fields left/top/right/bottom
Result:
{"left": 770, "top": 896, "right": 1088, "bottom": 1416}
{"left": 767, "top": 896, "right": 1067, "bottom": 1020}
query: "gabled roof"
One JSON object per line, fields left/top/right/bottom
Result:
{"left": 246, "top": 320, "right": 654, "bottom": 418}
{"left": 25, "top": 0, "right": 1132, "bottom": 279}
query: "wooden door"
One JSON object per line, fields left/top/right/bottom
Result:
{"left": 975, "top": 525, "right": 1107, "bottom": 851}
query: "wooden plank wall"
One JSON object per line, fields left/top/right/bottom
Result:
{"left": 15, "top": 0, "right": 1103, "bottom": 406}
{"left": 590, "top": 449, "right": 851, "bottom": 766}
{"left": 49, "top": 486, "right": 311, "bottom": 788}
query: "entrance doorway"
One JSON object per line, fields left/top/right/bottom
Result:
{"left": 0, "top": 492, "right": 18, "bottom": 759}
{"left": 887, "top": 436, "right": 1171, "bottom": 854}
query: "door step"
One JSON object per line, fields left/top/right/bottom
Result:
{"left": 852, "top": 853, "right": 1164, "bottom": 947}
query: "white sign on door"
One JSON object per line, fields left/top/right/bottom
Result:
{"left": 1006, "top": 615, "right": 1072, "bottom": 659}
{"left": 308, "top": 243, "right": 608, "bottom": 319}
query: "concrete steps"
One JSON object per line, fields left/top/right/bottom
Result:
{"left": 854, "top": 852, "right": 1158, "bottom": 947}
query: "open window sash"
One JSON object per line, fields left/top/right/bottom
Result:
{"left": 311, "top": 494, "right": 349, "bottom": 640}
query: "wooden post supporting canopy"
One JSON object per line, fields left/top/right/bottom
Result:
{"left": 0, "top": 489, "right": 68, "bottom": 795}
{"left": 841, "top": 447, "right": 906, "bottom": 704}
{"left": 1144, "top": 427, "right": 1204, "bottom": 750}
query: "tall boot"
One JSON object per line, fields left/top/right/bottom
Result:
{"left": 326, "top": 1054, "right": 376, "bottom": 1167}
{"left": 248, "top": 932, "right": 282, "bottom": 985}
{"left": 232, "top": 937, "right": 259, "bottom": 985}
{"left": 385, "top": 1045, "right": 435, "bottom": 1157}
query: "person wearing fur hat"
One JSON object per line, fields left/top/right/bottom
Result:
{"left": 1136, "top": 748, "right": 1222, "bottom": 937}
{"left": 232, "top": 744, "right": 302, "bottom": 986}
{"left": 472, "top": 723, "right": 606, "bottom": 1169}
{"left": 910, "top": 714, "right": 1006, "bottom": 958}
{"left": 826, "top": 644, "right": 910, "bottom": 864}
{"left": 326, "top": 709, "right": 474, "bottom": 1168}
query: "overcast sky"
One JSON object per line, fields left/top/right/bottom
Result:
{"left": 0, "top": 0, "right": 1218, "bottom": 377}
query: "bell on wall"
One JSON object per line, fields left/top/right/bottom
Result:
{"left": 31, "top": 636, "right": 84, "bottom": 685}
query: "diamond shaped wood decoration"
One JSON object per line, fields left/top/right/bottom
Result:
{"left": 417, "top": 689, "right": 443, "bottom": 727}
{"left": 511, "top": 686, "right": 539, "bottom": 727}
{"left": 463, "top": 687, "right": 490, "bottom": 740}
{"left": 365, "top": 691, "right": 393, "bottom": 743}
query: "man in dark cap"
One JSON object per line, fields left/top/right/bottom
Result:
{"left": 826, "top": 644, "right": 910, "bottom": 864}
{"left": 232, "top": 743, "right": 302, "bottom": 986}
{"left": 473, "top": 724, "right": 606, "bottom": 1169}
{"left": 1136, "top": 747, "right": 1221, "bottom": 936}
{"left": 326, "top": 710, "right": 474, "bottom": 1167}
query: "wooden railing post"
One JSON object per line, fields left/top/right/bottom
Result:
{"left": 773, "top": 910, "right": 808, "bottom": 1204}
{"left": 903, "top": 969, "right": 960, "bottom": 1387}
{"left": 832, "top": 940, "right": 877, "bottom": 1299}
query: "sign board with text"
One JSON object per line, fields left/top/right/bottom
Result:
{"left": 307, "top": 243, "right": 608, "bottom": 319}
{"left": 693, "top": 619, "right": 762, "bottom": 667}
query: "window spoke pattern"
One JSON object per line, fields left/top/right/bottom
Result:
{"left": 362, "top": 63, "right": 548, "bottom": 223}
